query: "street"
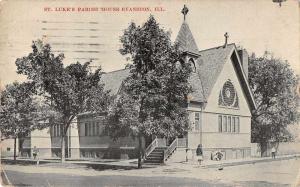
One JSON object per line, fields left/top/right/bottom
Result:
{"left": 2, "top": 158, "right": 300, "bottom": 187}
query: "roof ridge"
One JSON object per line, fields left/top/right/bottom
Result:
{"left": 199, "top": 43, "right": 235, "bottom": 53}
{"left": 103, "top": 68, "right": 129, "bottom": 74}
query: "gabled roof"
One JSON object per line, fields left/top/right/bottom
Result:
{"left": 101, "top": 69, "right": 130, "bottom": 95}
{"left": 196, "top": 44, "right": 236, "bottom": 101}
{"left": 101, "top": 68, "right": 206, "bottom": 105}
{"left": 100, "top": 43, "right": 256, "bottom": 111}
{"left": 194, "top": 43, "right": 256, "bottom": 110}
{"left": 175, "top": 21, "right": 199, "bottom": 54}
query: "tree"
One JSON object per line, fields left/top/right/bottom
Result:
{"left": 249, "top": 52, "right": 299, "bottom": 153}
{"left": 105, "top": 16, "right": 192, "bottom": 168}
{"left": 0, "top": 82, "right": 40, "bottom": 161}
{"left": 15, "top": 40, "right": 110, "bottom": 162}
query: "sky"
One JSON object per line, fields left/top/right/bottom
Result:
{"left": 0, "top": 0, "right": 299, "bottom": 85}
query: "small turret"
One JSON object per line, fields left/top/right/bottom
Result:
{"left": 175, "top": 5, "right": 200, "bottom": 69}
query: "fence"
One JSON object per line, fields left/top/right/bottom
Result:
{"left": 251, "top": 142, "right": 300, "bottom": 157}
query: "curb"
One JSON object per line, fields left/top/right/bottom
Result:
{"left": 1, "top": 168, "right": 11, "bottom": 186}
{"left": 0, "top": 158, "right": 145, "bottom": 170}
{"left": 204, "top": 155, "right": 300, "bottom": 168}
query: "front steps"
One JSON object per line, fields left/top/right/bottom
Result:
{"left": 144, "top": 147, "right": 167, "bottom": 164}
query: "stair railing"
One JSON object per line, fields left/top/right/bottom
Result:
{"left": 145, "top": 138, "right": 158, "bottom": 157}
{"left": 163, "top": 138, "right": 178, "bottom": 162}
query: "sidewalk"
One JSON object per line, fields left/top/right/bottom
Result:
{"left": 1, "top": 157, "right": 154, "bottom": 170}
{"left": 176, "top": 154, "right": 300, "bottom": 168}
{"left": 0, "top": 165, "right": 11, "bottom": 186}
{"left": 1, "top": 154, "right": 299, "bottom": 170}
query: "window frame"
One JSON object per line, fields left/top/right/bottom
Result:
{"left": 195, "top": 112, "right": 200, "bottom": 131}
{"left": 218, "top": 115, "right": 240, "bottom": 134}
{"left": 218, "top": 115, "right": 222, "bottom": 132}
{"left": 228, "top": 116, "right": 231, "bottom": 132}
{"left": 232, "top": 117, "right": 236, "bottom": 132}
{"left": 223, "top": 116, "right": 227, "bottom": 132}
{"left": 85, "top": 123, "right": 89, "bottom": 136}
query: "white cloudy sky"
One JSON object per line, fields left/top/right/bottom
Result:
{"left": 0, "top": 0, "right": 299, "bottom": 85}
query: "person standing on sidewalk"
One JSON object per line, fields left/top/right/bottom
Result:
{"left": 32, "top": 146, "right": 40, "bottom": 165}
{"left": 196, "top": 144, "right": 203, "bottom": 165}
{"left": 271, "top": 147, "right": 276, "bottom": 159}
{"left": 33, "top": 146, "right": 38, "bottom": 160}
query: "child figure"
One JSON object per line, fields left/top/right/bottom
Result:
{"left": 271, "top": 147, "right": 276, "bottom": 159}
{"left": 196, "top": 144, "right": 203, "bottom": 165}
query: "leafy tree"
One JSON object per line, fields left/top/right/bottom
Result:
{"left": 249, "top": 52, "right": 299, "bottom": 153}
{"left": 0, "top": 82, "right": 40, "bottom": 160}
{"left": 15, "top": 40, "right": 110, "bottom": 162}
{"left": 105, "top": 16, "right": 192, "bottom": 168}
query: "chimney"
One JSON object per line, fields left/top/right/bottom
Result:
{"left": 238, "top": 49, "right": 249, "bottom": 80}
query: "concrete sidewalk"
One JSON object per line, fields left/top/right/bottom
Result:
{"left": 1, "top": 157, "right": 153, "bottom": 170}
{"left": 176, "top": 154, "right": 300, "bottom": 168}
{"left": 1, "top": 154, "right": 299, "bottom": 170}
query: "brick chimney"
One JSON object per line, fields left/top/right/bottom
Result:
{"left": 238, "top": 49, "right": 249, "bottom": 80}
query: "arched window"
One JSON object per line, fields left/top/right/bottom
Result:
{"left": 218, "top": 80, "right": 239, "bottom": 108}
{"left": 188, "top": 58, "right": 196, "bottom": 72}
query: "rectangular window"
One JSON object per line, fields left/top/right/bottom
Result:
{"left": 85, "top": 123, "right": 88, "bottom": 136}
{"left": 102, "top": 119, "right": 107, "bottom": 135}
{"left": 95, "top": 122, "right": 99, "bottom": 136}
{"left": 228, "top": 116, "right": 231, "bottom": 132}
{"left": 97, "top": 122, "right": 102, "bottom": 135}
{"left": 223, "top": 116, "right": 227, "bottom": 132}
{"left": 218, "top": 115, "right": 222, "bottom": 132}
{"left": 58, "top": 125, "right": 60, "bottom": 137}
{"left": 92, "top": 122, "right": 96, "bottom": 136}
{"left": 237, "top": 118, "right": 240, "bottom": 133}
{"left": 53, "top": 125, "right": 56, "bottom": 137}
{"left": 232, "top": 117, "right": 236, "bottom": 132}
{"left": 195, "top": 112, "right": 200, "bottom": 131}
{"left": 56, "top": 125, "right": 59, "bottom": 137}
{"left": 91, "top": 123, "right": 94, "bottom": 136}
{"left": 189, "top": 112, "right": 195, "bottom": 131}
{"left": 232, "top": 117, "right": 237, "bottom": 132}
{"left": 218, "top": 115, "right": 240, "bottom": 133}
{"left": 89, "top": 123, "right": 93, "bottom": 136}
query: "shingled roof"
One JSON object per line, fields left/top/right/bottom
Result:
{"left": 175, "top": 21, "right": 199, "bottom": 54}
{"left": 196, "top": 43, "right": 256, "bottom": 110}
{"left": 100, "top": 44, "right": 234, "bottom": 104}
{"left": 101, "top": 69, "right": 130, "bottom": 95}
{"left": 197, "top": 44, "right": 236, "bottom": 100}
{"left": 100, "top": 21, "right": 236, "bottom": 105}
{"left": 100, "top": 68, "right": 206, "bottom": 103}
{"left": 101, "top": 69, "right": 205, "bottom": 102}
{"left": 100, "top": 43, "right": 256, "bottom": 111}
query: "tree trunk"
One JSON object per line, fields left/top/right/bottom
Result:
{"left": 13, "top": 137, "right": 17, "bottom": 161}
{"left": 61, "top": 133, "right": 65, "bottom": 163}
{"left": 137, "top": 135, "right": 143, "bottom": 169}
{"left": 259, "top": 142, "right": 267, "bottom": 157}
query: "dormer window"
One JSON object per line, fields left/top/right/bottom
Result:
{"left": 219, "top": 80, "right": 239, "bottom": 108}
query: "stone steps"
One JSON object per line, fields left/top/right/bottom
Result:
{"left": 144, "top": 147, "right": 167, "bottom": 164}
